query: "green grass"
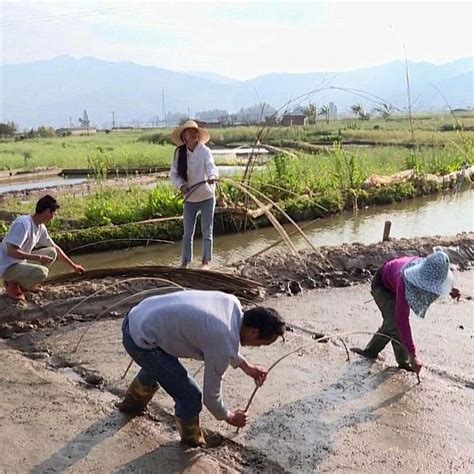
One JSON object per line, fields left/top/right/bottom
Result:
{"left": 0, "top": 132, "right": 175, "bottom": 171}
{"left": 1, "top": 112, "right": 473, "bottom": 172}
{"left": 2, "top": 141, "right": 468, "bottom": 230}
{"left": 142, "top": 113, "right": 474, "bottom": 147}
{"left": 0, "top": 180, "right": 181, "bottom": 228}
{"left": 0, "top": 112, "right": 472, "bottom": 245}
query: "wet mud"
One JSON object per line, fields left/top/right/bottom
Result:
{"left": 2, "top": 269, "right": 472, "bottom": 472}
{"left": 1, "top": 234, "right": 473, "bottom": 339}
{"left": 0, "top": 343, "right": 284, "bottom": 473}
{"left": 238, "top": 232, "right": 474, "bottom": 295}
{"left": 1, "top": 234, "right": 473, "bottom": 472}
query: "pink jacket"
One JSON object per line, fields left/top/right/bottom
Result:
{"left": 379, "top": 256, "right": 420, "bottom": 355}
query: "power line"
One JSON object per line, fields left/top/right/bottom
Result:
{"left": 0, "top": 5, "right": 147, "bottom": 28}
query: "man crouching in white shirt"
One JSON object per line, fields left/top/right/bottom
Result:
{"left": 0, "top": 194, "right": 85, "bottom": 301}
{"left": 117, "top": 289, "right": 286, "bottom": 447}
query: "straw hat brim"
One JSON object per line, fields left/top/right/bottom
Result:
{"left": 170, "top": 121, "right": 210, "bottom": 146}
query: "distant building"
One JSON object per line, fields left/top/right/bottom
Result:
{"left": 281, "top": 114, "right": 307, "bottom": 126}
{"left": 110, "top": 126, "right": 135, "bottom": 132}
{"left": 195, "top": 120, "right": 225, "bottom": 129}
{"left": 55, "top": 127, "right": 97, "bottom": 136}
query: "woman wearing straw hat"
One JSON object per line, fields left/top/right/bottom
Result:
{"left": 170, "top": 120, "right": 219, "bottom": 270}
{"left": 351, "top": 251, "right": 460, "bottom": 374}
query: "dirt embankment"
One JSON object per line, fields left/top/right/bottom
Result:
{"left": 237, "top": 233, "right": 474, "bottom": 295}
{"left": 0, "top": 268, "right": 262, "bottom": 338}
{"left": 1, "top": 233, "right": 473, "bottom": 340}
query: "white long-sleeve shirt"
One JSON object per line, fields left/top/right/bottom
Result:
{"left": 128, "top": 290, "right": 245, "bottom": 420}
{"left": 169, "top": 143, "right": 219, "bottom": 203}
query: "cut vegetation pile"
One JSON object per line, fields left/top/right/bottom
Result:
{"left": 0, "top": 267, "right": 263, "bottom": 338}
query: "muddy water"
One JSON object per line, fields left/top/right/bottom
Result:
{"left": 212, "top": 146, "right": 269, "bottom": 155}
{"left": 0, "top": 176, "right": 87, "bottom": 194}
{"left": 68, "top": 189, "right": 473, "bottom": 272}
{"left": 0, "top": 165, "right": 246, "bottom": 195}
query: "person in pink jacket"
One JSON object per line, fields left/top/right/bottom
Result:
{"left": 352, "top": 251, "right": 460, "bottom": 374}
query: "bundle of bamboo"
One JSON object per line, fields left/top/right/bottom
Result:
{"left": 45, "top": 266, "right": 263, "bottom": 301}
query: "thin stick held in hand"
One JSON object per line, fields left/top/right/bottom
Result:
{"left": 122, "top": 359, "right": 134, "bottom": 379}
{"left": 235, "top": 330, "right": 419, "bottom": 434}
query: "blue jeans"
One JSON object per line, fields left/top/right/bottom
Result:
{"left": 182, "top": 197, "right": 215, "bottom": 265}
{"left": 122, "top": 316, "right": 203, "bottom": 420}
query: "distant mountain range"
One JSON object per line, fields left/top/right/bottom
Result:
{"left": 0, "top": 55, "right": 472, "bottom": 128}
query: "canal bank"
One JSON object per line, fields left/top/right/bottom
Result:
{"left": 1, "top": 166, "right": 472, "bottom": 254}
{"left": 1, "top": 232, "right": 472, "bottom": 338}
{"left": 59, "top": 188, "right": 474, "bottom": 273}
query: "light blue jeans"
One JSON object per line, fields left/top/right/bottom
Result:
{"left": 122, "top": 315, "right": 203, "bottom": 420}
{"left": 182, "top": 197, "right": 215, "bottom": 265}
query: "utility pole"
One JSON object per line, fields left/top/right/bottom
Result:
{"left": 187, "top": 107, "right": 190, "bottom": 119}
{"left": 112, "top": 112, "right": 116, "bottom": 129}
{"left": 69, "top": 117, "right": 72, "bottom": 129}
{"left": 162, "top": 89, "right": 166, "bottom": 126}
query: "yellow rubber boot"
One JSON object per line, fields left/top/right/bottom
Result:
{"left": 117, "top": 376, "right": 158, "bottom": 416}
{"left": 175, "top": 416, "right": 206, "bottom": 447}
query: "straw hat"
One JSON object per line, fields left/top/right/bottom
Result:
{"left": 170, "top": 120, "right": 210, "bottom": 146}
{"left": 403, "top": 251, "right": 454, "bottom": 318}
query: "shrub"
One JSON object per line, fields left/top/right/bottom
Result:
{"left": 0, "top": 220, "right": 8, "bottom": 235}
{"left": 0, "top": 122, "right": 17, "bottom": 137}
{"left": 146, "top": 184, "right": 183, "bottom": 217}
{"left": 84, "top": 188, "right": 147, "bottom": 226}
{"left": 367, "top": 182, "right": 416, "bottom": 205}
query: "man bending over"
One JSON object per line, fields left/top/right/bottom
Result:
{"left": 118, "top": 289, "right": 286, "bottom": 447}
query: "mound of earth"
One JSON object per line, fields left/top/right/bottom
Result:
{"left": 237, "top": 233, "right": 474, "bottom": 295}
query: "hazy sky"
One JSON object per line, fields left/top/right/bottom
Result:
{"left": 1, "top": 0, "right": 472, "bottom": 79}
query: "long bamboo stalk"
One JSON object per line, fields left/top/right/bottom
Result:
{"left": 236, "top": 330, "right": 420, "bottom": 434}
{"left": 227, "top": 179, "right": 298, "bottom": 255}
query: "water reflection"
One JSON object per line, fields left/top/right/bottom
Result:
{"left": 70, "top": 189, "right": 473, "bottom": 272}
{"left": 0, "top": 177, "right": 87, "bottom": 194}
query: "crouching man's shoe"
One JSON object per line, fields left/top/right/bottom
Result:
{"left": 116, "top": 376, "right": 158, "bottom": 416}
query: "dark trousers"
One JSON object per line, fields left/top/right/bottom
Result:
{"left": 122, "top": 316, "right": 203, "bottom": 420}
{"left": 364, "top": 270, "right": 411, "bottom": 367}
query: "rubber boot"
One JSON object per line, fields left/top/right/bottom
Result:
{"left": 175, "top": 416, "right": 206, "bottom": 447}
{"left": 117, "top": 375, "right": 158, "bottom": 416}
{"left": 350, "top": 347, "right": 378, "bottom": 359}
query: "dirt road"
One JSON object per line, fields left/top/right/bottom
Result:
{"left": 1, "top": 268, "right": 472, "bottom": 472}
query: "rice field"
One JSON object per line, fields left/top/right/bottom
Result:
{"left": 1, "top": 112, "right": 472, "bottom": 172}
